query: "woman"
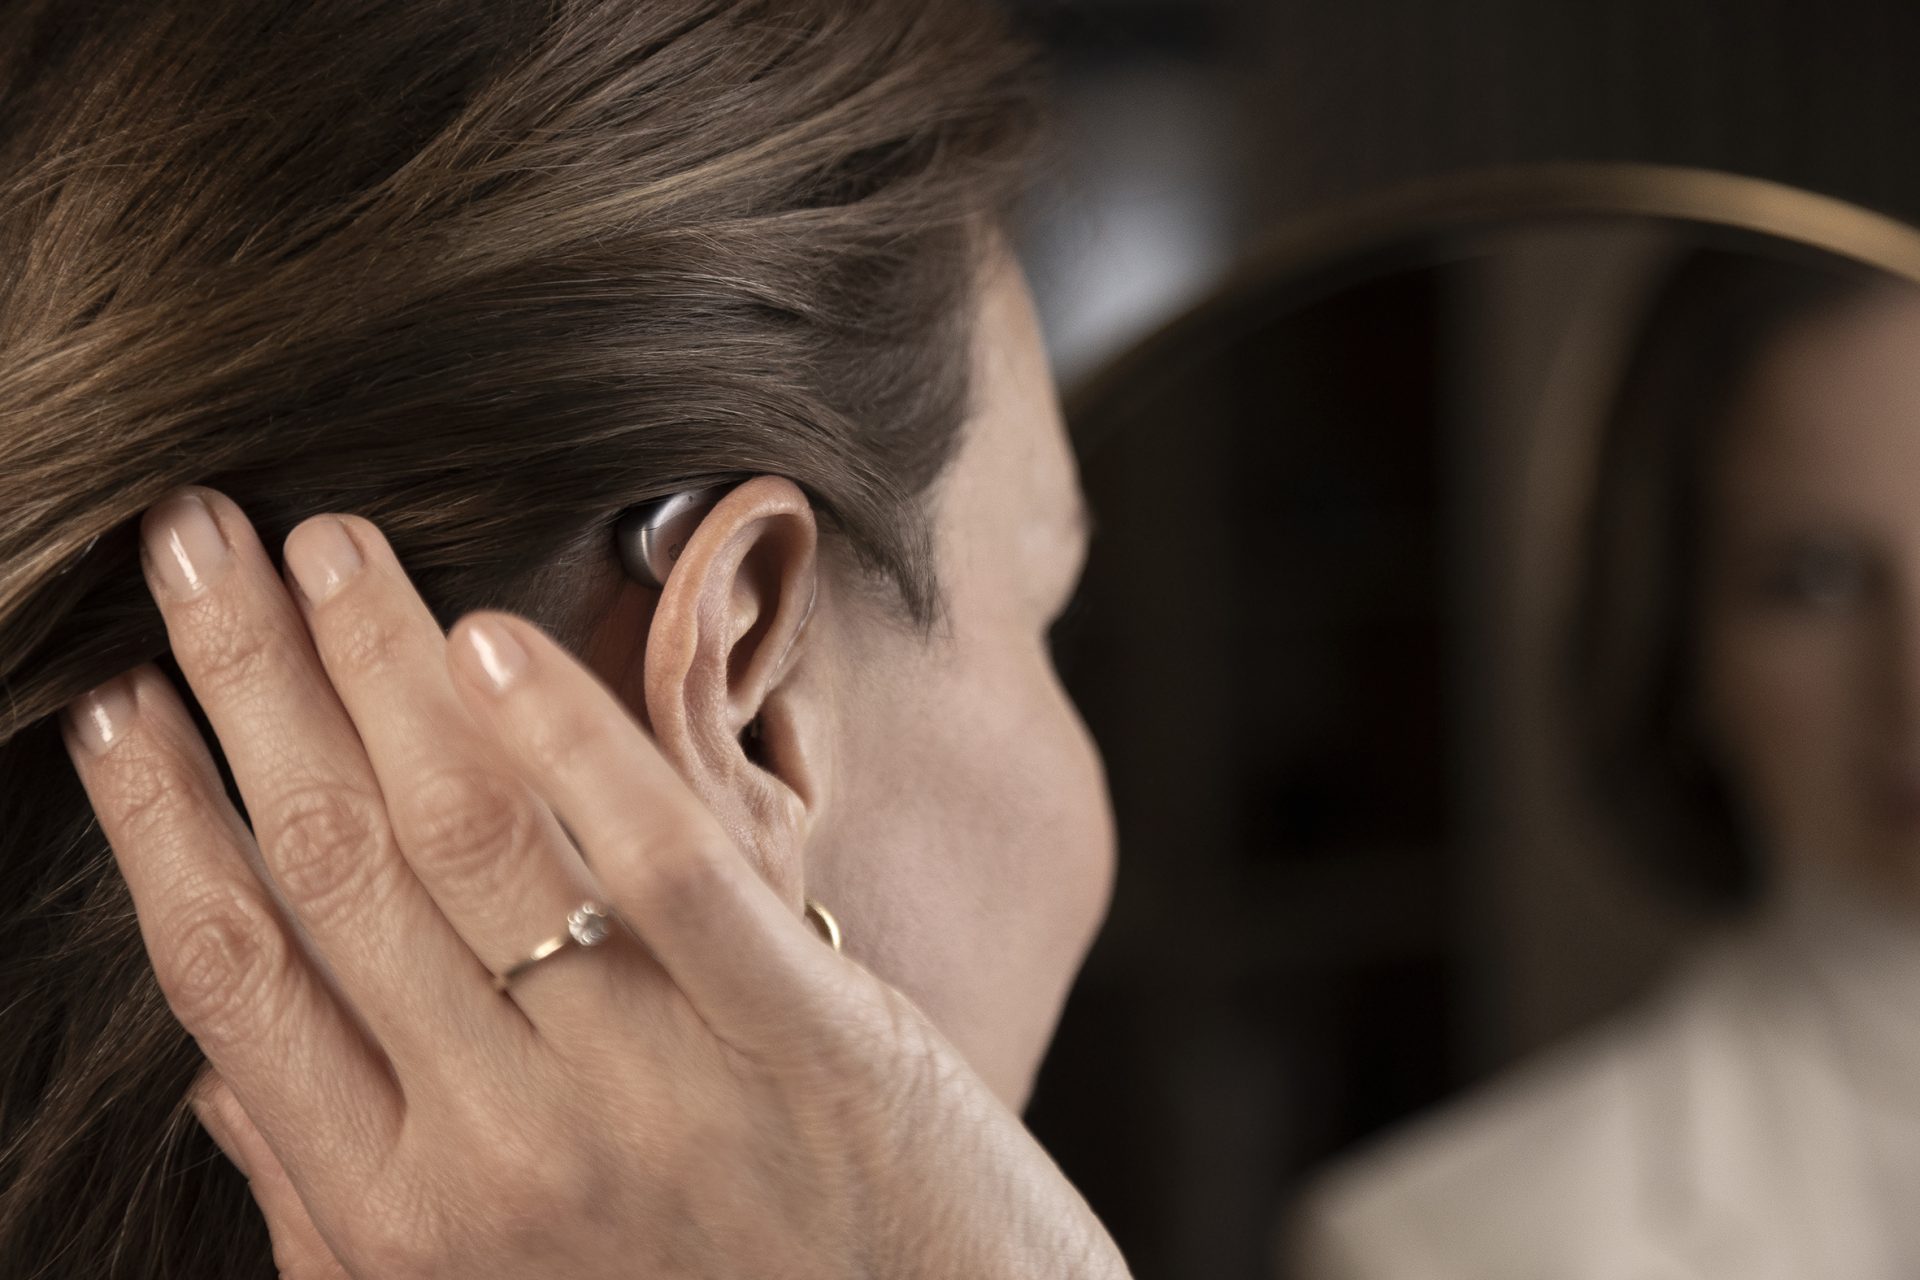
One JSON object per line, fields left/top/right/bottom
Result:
{"left": 0, "top": 2, "right": 1128, "bottom": 1275}
{"left": 1288, "top": 245, "right": 1920, "bottom": 1278}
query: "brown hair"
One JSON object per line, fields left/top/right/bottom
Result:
{"left": 1568, "top": 240, "right": 1890, "bottom": 908}
{"left": 0, "top": 1, "right": 1047, "bottom": 1273}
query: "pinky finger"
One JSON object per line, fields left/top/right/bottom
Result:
{"left": 190, "top": 1072, "right": 355, "bottom": 1280}
{"left": 445, "top": 613, "right": 847, "bottom": 1051}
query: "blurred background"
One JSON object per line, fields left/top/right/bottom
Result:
{"left": 997, "top": 2, "right": 1920, "bottom": 1277}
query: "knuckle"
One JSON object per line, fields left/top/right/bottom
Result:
{"left": 320, "top": 602, "right": 412, "bottom": 683}
{"left": 393, "top": 765, "right": 540, "bottom": 893}
{"left": 263, "top": 784, "right": 394, "bottom": 928}
{"left": 517, "top": 699, "right": 616, "bottom": 782}
{"left": 158, "top": 889, "right": 294, "bottom": 1037}
{"left": 168, "top": 595, "right": 278, "bottom": 695}
{"left": 105, "top": 749, "right": 208, "bottom": 848}
{"left": 627, "top": 826, "right": 730, "bottom": 917}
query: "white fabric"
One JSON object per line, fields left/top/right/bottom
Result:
{"left": 1282, "top": 869, "right": 1920, "bottom": 1280}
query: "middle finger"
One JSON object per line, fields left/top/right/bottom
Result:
{"left": 278, "top": 508, "right": 627, "bottom": 1018}
{"left": 140, "top": 486, "right": 513, "bottom": 1072}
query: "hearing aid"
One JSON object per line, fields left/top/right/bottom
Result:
{"left": 614, "top": 484, "right": 732, "bottom": 588}
{"left": 616, "top": 481, "right": 818, "bottom": 673}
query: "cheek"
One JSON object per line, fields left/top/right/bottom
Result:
{"left": 824, "top": 638, "right": 1115, "bottom": 1091}
{"left": 904, "top": 653, "right": 1114, "bottom": 972}
{"left": 995, "top": 669, "right": 1117, "bottom": 961}
{"left": 1703, "top": 615, "right": 1868, "bottom": 817}
{"left": 986, "top": 651, "right": 1113, "bottom": 925}
{"left": 925, "top": 648, "right": 1115, "bottom": 1089}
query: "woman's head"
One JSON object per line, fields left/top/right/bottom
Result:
{"left": 1572, "top": 241, "right": 1917, "bottom": 909}
{"left": 624, "top": 248, "right": 1113, "bottom": 1109}
{"left": 0, "top": 1, "right": 1111, "bottom": 1273}
{"left": 1692, "top": 270, "right": 1920, "bottom": 910}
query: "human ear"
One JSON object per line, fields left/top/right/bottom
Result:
{"left": 639, "top": 475, "right": 822, "bottom": 896}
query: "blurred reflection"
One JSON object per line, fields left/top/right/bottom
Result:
{"left": 1290, "top": 243, "right": 1920, "bottom": 1279}
{"left": 1023, "top": 208, "right": 1920, "bottom": 1278}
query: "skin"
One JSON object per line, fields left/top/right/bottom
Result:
{"left": 1698, "top": 281, "right": 1920, "bottom": 911}
{"left": 581, "top": 245, "right": 1116, "bottom": 1108}
{"left": 56, "top": 248, "right": 1125, "bottom": 1277}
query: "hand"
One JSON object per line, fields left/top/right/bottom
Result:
{"left": 59, "top": 486, "right": 1129, "bottom": 1280}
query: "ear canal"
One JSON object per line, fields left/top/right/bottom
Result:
{"left": 740, "top": 715, "right": 768, "bottom": 768}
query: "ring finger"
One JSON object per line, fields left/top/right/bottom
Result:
{"left": 280, "top": 508, "right": 644, "bottom": 1022}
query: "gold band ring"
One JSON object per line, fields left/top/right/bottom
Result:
{"left": 493, "top": 901, "right": 615, "bottom": 993}
{"left": 494, "top": 896, "right": 841, "bottom": 994}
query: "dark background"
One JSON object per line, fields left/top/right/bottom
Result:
{"left": 997, "top": 3, "right": 1920, "bottom": 1277}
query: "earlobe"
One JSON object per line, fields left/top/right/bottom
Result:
{"left": 638, "top": 476, "right": 823, "bottom": 884}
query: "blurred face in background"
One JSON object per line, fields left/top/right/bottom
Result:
{"left": 1697, "top": 280, "right": 1920, "bottom": 909}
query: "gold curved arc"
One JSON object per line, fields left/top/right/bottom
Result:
{"left": 1066, "top": 161, "right": 1920, "bottom": 424}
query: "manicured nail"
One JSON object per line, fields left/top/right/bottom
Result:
{"left": 465, "top": 619, "right": 527, "bottom": 692}
{"left": 64, "top": 673, "right": 138, "bottom": 755}
{"left": 286, "top": 516, "right": 364, "bottom": 606}
{"left": 143, "top": 489, "right": 230, "bottom": 598}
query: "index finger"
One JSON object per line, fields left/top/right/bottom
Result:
{"left": 442, "top": 611, "right": 847, "bottom": 1049}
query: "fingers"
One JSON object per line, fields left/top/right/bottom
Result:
{"left": 134, "top": 487, "right": 511, "bottom": 1069}
{"left": 189, "top": 1069, "right": 257, "bottom": 1178}
{"left": 446, "top": 610, "right": 849, "bottom": 1051}
{"left": 59, "top": 662, "right": 403, "bottom": 1211}
{"left": 281, "top": 513, "right": 611, "bottom": 1017}
{"left": 190, "top": 1071, "right": 357, "bottom": 1280}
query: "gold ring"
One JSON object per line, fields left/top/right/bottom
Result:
{"left": 493, "top": 901, "right": 616, "bottom": 993}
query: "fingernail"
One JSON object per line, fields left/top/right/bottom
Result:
{"left": 286, "top": 516, "right": 363, "bottom": 606}
{"left": 63, "top": 673, "right": 138, "bottom": 755}
{"left": 143, "top": 489, "right": 230, "bottom": 599}
{"left": 465, "top": 619, "right": 527, "bottom": 692}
